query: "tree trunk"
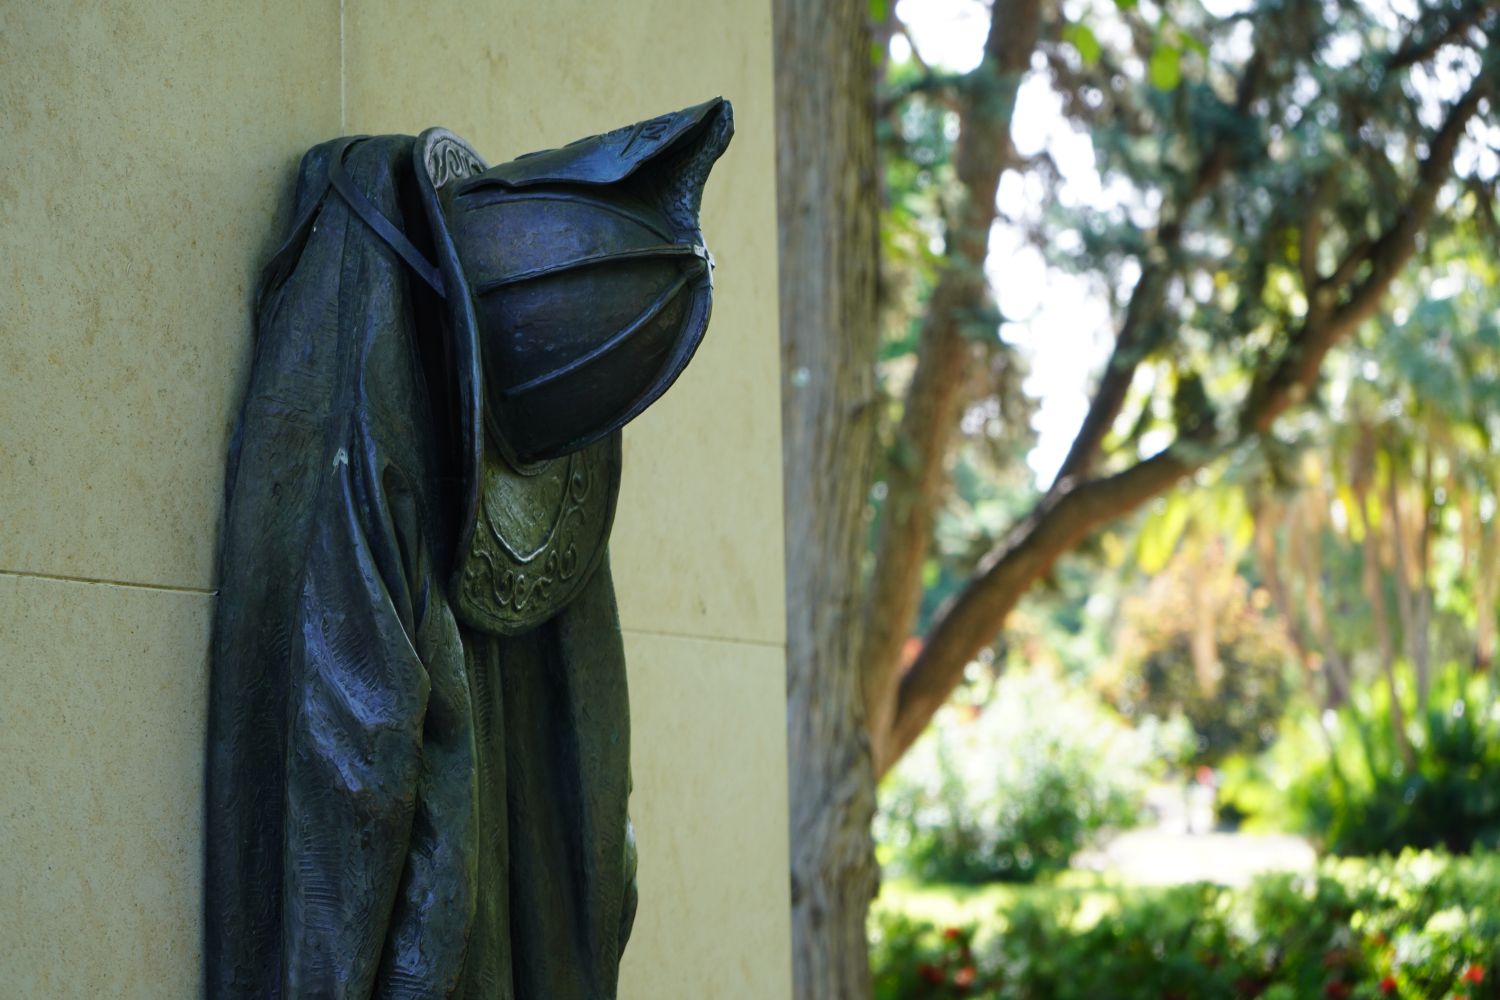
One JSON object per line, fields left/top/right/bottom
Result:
{"left": 1253, "top": 498, "right": 1324, "bottom": 703}
{"left": 1414, "top": 448, "right": 1435, "bottom": 698}
{"left": 1386, "top": 455, "right": 1430, "bottom": 711}
{"left": 1474, "top": 510, "right": 1499, "bottom": 670}
{"left": 774, "top": 1, "right": 884, "bottom": 996}
{"left": 1294, "top": 491, "right": 1351, "bottom": 707}
{"left": 1353, "top": 478, "right": 1415, "bottom": 768}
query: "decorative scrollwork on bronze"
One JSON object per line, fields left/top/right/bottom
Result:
{"left": 424, "top": 135, "right": 484, "bottom": 189}
{"left": 452, "top": 432, "right": 620, "bottom": 636}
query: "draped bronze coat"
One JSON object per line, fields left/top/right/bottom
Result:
{"left": 207, "top": 127, "right": 665, "bottom": 999}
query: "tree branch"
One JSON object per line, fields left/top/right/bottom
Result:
{"left": 878, "top": 70, "right": 966, "bottom": 116}
{"left": 1050, "top": 51, "right": 1264, "bottom": 489}
{"left": 882, "top": 65, "right": 1493, "bottom": 776}
{"left": 885, "top": 445, "right": 1199, "bottom": 770}
{"left": 861, "top": 0, "right": 1044, "bottom": 772}
{"left": 1047, "top": 264, "right": 1170, "bottom": 489}
{"left": 1300, "top": 169, "right": 1331, "bottom": 291}
{"left": 1387, "top": 0, "right": 1494, "bottom": 73}
{"left": 1245, "top": 74, "right": 1491, "bottom": 436}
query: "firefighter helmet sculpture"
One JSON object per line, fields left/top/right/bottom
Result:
{"left": 417, "top": 97, "right": 734, "bottom": 469}
{"left": 413, "top": 98, "right": 734, "bottom": 635}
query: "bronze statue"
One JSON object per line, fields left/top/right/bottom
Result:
{"left": 206, "top": 98, "right": 733, "bottom": 999}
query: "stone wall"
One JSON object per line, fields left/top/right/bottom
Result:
{"left": 0, "top": 3, "right": 789, "bottom": 996}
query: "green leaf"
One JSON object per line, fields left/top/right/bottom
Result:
{"left": 1063, "top": 23, "right": 1102, "bottom": 66}
{"left": 1149, "top": 45, "right": 1182, "bottom": 90}
{"left": 1136, "top": 492, "right": 1191, "bottom": 573}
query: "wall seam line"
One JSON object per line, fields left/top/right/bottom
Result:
{"left": 620, "top": 626, "right": 786, "bottom": 651}
{"left": 339, "top": 0, "right": 347, "bottom": 133}
{"left": 0, "top": 568, "right": 216, "bottom": 597}
{"left": 0, "top": 569, "right": 788, "bottom": 643}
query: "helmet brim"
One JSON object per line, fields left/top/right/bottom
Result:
{"left": 414, "top": 127, "right": 490, "bottom": 568}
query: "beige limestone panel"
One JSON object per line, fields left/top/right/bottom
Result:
{"left": 0, "top": 582, "right": 789, "bottom": 999}
{"left": 0, "top": 1, "right": 340, "bottom": 590}
{"left": 619, "top": 629, "right": 793, "bottom": 1000}
{"left": 0, "top": 574, "right": 210, "bottom": 999}
{"left": 344, "top": 0, "right": 786, "bottom": 647}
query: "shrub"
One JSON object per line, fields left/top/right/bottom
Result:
{"left": 1223, "top": 664, "right": 1500, "bottom": 856}
{"left": 871, "top": 850, "right": 1500, "bottom": 999}
{"left": 876, "top": 670, "right": 1156, "bottom": 884}
{"left": 869, "top": 916, "right": 999, "bottom": 999}
{"left": 1107, "top": 560, "right": 1296, "bottom": 766}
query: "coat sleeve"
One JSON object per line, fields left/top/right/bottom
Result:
{"left": 281, "top": 436, "right": 479, "bottom": 1000}
{"left": 211, "top": 134, "right": 479, "bottom": 998}
{"left": 278, "top": 447, "right": 431, "bottom": 997}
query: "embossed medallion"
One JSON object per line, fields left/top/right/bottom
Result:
{"left": 452, "top": 431, "right": 621, "bottom": 636}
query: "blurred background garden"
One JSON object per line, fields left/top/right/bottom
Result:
{"left": 830, "top": 0, "right": 1500, "bottom": 997}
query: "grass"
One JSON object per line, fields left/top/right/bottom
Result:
{"left": 874, "top": 870, "right": 1135, "bottom": 934}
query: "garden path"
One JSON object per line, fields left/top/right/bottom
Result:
{"left": 1074, "top": 784, "right": 1316, "bottom": 887}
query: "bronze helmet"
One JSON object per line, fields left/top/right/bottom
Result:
{"left": 414, "top": 98, "right": 734, "bottom": 471}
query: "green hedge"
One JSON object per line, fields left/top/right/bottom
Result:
{"left": 871, "top": 850, "right": 1499, "bottom": 999}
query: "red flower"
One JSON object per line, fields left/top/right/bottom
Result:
{"left": 953, "top": 966, "right": 976, "bottom": 988}
{"left": 1323, "top": 981, "right": 1351, "bottom": 1000}
{"left": 1462, "top": 965, "right": 1486, "bottom": 984}
{"left": 943, "top": 927, "right": 963, "bottom": 942}
{"left": 917, "top": 962, "right": 944, "bottom": 986}
{"left": 1379, "top": 975, "right": 1399, "bottom": 995}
